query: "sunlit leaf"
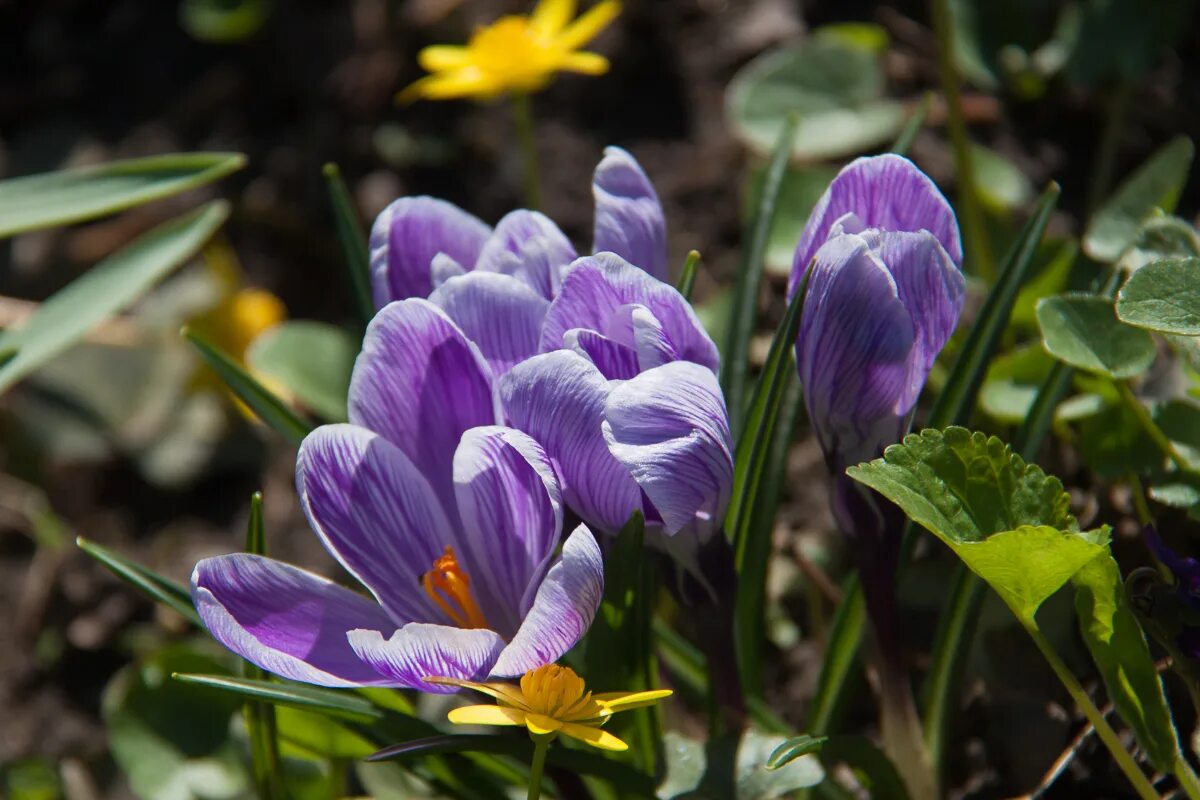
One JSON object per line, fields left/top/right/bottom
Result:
{"left": 246, "top": 321, "right": 357, "bottom": 421}
{"left": 1116, "top": 257, "right": 1200, "bottom": 335}
{"left": 1036, "top": 293, "right": 1156, "bottom": 378}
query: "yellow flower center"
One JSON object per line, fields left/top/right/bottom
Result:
{"left": 422, "top": 547, "right": 489, "bottom": 629}
{"left": 467, "top": 16, "right": 561, "bottom": 91}
{"left": 518, "top": 664, "right": 595, "bottom": 718}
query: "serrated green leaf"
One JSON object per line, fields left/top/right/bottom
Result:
{"left": 766, "top": 735, "right": 828, "bottom": 770}
{"left": 0, "top": 202, "right": 229, "bottom": 395}
{"left": 246, "top": 321, "right": 357, "bottom": 421}
{"left": 1116, "top": 215, "right": 1200, "bottom": 274}
{"left": 76, "top": 536, "right": 201, "bottom": 626}
{"left": 846, "top": 427, "right": 1077, "bottom": 546}
{"left": 0, "top": 154, "right": 244, "bottom": 239}
{"left": 1072, "top": 552, "right": 1180, "bottom": 771}
{"left": 1116, "top": 257, "right": 1200, "bottom": 335}
{"left": 1084, "top": 136, "right": 1194, "bottom": 262}
{"left": 1036, "top": 293, "right": 1156, "bottom": 378}
{"left": 183, "top": 327, "right": 315, "bottom": 445}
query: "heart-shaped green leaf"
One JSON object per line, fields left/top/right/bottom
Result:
{"left": 1116, "top": 257, "right": 1200, "bottom": 335}
{"left": 1036, "top": 293, "right": 1156, "bottom": 378}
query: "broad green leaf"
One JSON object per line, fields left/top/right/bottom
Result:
{"left": 1116, "top": 257, "right": 1200, "bottom": 335}
{"left": 950, "top": 525, "right": 1106, "bottom": 620}
{"left": 0, "top": 202, "right": 229, "bottom": 395}
{"left": 171, "top": 674, "right": 382, "bottom": 724}
{"left": 1010, "top": 237, "right": 1078, "bottom": 330}
{"left": 658, "top": 730, "right": 824, "bottom": 800}
{"left": 1116, "top": 215, "right": 1200, "bottom": 274}
{"left": 727, "top": 39, "right": 905, "bottom": 162}
{"left": 1072, "top": 552, "right": 1180, "bottom": 771}
{"left": 322, "top": 163, "right": 374, "bottom": 326}
{"left": 1076, "top": 396, "right": 1162, "bottom": 479}
{"left": 183, "top": 327, "right": 315, "bottom": 445}
{"left": 766, "top": 735, "right": 828, "bottom": 770}
{"left": 1036, "top": 293, "right": 1156, "bottom": 378}
{"left": 846, "top": 427, "right": 1078, "bottom": 546}
{"left": 103, "top": 645, "right": 248, "bottom": 800}
{"left": 722, "top": 114, "right": 798, "bottom": 430}
{"left": 76, "top": 536, "right": 201, "bottom": 626}
{"left": 246, "top": 321, "right": 357, "bottom": 421}
{"left": 1150, "top": 481, "right": 1200, "bottom": 510}
{"left": 978, "top": 344, "right": 1055, "bottom": 424}
{"left": 275, "top": 707, "right": 375, "bottom": 759}
{"left": 1084, "top": 136, "right": 1194, "bottom": 262}
{"left": 0, "top": 154, "right": 243, "bottom": 238}
{"left": 972, "top": 144, "right": 1034, "bottom": 212}
{"left": 746, "top": 164, "right": 838, "bottom": 277}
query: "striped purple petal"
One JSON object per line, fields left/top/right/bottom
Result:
{"left": 592, "top": 146, "right": 668, "bottom": 281}
{"left": 475, "top": 210, "right": 578, "bottom": 299}
{"left": 429, "top": 272, "right": 550, "bottom": 376}
{"left": 347, "top": 623, "right": 506, "bottom": 693}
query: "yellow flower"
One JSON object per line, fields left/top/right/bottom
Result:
{"left": 428, "top": 664, "right": 671, "bottom": 751}
{"left": 399, "top": 0, "right": 621, "bottom": 103}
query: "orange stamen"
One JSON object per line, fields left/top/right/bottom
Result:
{"left": 422, "top": 547, "right": 490, "bottom": 629}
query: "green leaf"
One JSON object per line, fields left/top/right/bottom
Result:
{"left": 766, "top": 735, "right": 828, "bottom": 770}
{"left": 246, "top": 321, "right": 357, "bottom": 421}
{"left": 0, "top": 154, "right": 243, "bottom": 239}
{"left": 183, "top": 326, "right": 315, "bottom": 445}
{"left": 658, "top": 730, "right": 824, "bottom": 800}
{"left": 76, "top": 536, "right": 201, "bottom": 626}
{"left": 949, "top": 525, "right": 1106, "bottom": 620}
{"left": 322, "top": 163, "right": 374, "bottom": 326}
{"left": 721, "top": 114, "right": 798, "bottom": 430}
{"left": 0, "top": 202, "right": 229, "bottom": 395}
{"left": 103, "top": 645, "right": 249, "bottom": 800}
{"left": 727, "top": 39, "right": 905, "bottom": 162}
{"left": 275, "top": 707, "right": 375, "bottom": 759}
{"left": 971, "top": 144, "right": 1034, "bottom": 212}
{"left": 819, "top": 735, "right": 911, "bottom": 800}
{"left": 1036, "top": 293, "right": 1156, "bottom": 378}
{"left": 676, "top": 250, "right": 701, "bottom": 300}
{"left": 978, "top": 344, "right": 1056, "bottom": 424}
{"left": 1115, "top": 215, "right": 1200, "bottom": 274}
{"left": 746, "top": 164, "right": 838, "bottom": 278}
{"left": 180, "top": 0, "right": 270, "bottom": 43}
{"left": 1084, "top": 136, "right": 1195, "bottom": 262}
{"left": 890, "top": 92, "right": 934, "bottom": 157}
{"left": 1116, "top": 257, "right": 1200, "bottom": 335}
{"left": 1072, "top": 552, "right": 1180, "bottom": 771}
{"left": 171, "top": 674, "right": 383, "bottom": 724}
{"left": 846, "top": 427, "right": 1078, "bottom": 546}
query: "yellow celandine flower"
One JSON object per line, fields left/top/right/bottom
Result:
{"left": 427, "top": 663, "right": 671, "bottom": 751}
{"left": 399, "top": 0, "right": 622, "bottom": 103}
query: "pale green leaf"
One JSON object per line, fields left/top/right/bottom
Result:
{"left": 1116, "top": 257, "right": 1200, "bottom": 335}
{"left": 1115, "top": 215, "right": 1200, "bottom": 274}
{"left": 245, "top": 321, "right": 357, "bottom": 421}
{"left": 1036, "top": 293, "right": 1156, "bottom": 378}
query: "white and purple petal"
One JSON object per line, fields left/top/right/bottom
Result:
{"left": 592, "top": 146, "right": 668, "bottom": 281}
{"left": 192, "top": 554, "right": 399, "bottom": 687}
{"left": 452, "top": 426, "right": 563, "bottom": 637}
{"left": 602, "top": 362, "right": 733, "bottom": 535}
{"left": 297, "top": 424, "right": 456, "bottom": 625}
{"left": 370, "top": 197, "right": 492, "bottom": 307}
{"left": 348, "top": 299, "right": 501, "bottom": 514}
{"left": 790, "top": 154, "right": 962, "bottom": 298}
{"left": 347, "top": 623, "right": 506, "bottom": 693}
{"left": 500, "top": 350, "right": 643, "bottom": 533}
{"left": 540, "top": 253, "right": 719, "bottom": 372}
{"left": 491, "top": 525, "right": 605, "bottom": 676}
{"left": 429, "top": 272, "right": 550, "bottom": 376}
{"left": 564, "top": 328, "right": 641, "bottom": 380}
{"left": 474, "top": 210, "right": 578, "bottom": 299}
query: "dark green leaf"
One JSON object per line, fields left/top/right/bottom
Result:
{"left": 323, "top": 163, "right": 374, "bottom": 326}
{"left": 183, "top": 327, "right": 315, "bottom": 445}
{"left": 766, "top": 735, "right": 828, "bottom": 770}
{"left": 76, "top": 536, "right": 200, "bottom": 626}
{"left": 820, "top": 736, "right": 911, "bottom": 800}
{"left": 0, "top": 202, "right": 229, "bottom": 395}
{"left": 0, "top": 154, "right": 243, "bottom": 238}
{"left": 1084, "top": 136, "right": 1194, "bottom": 262}
{"left": 722, "top": 114, "right": 798, "bottom": 430}
{"left": 1116, "top": 257, "right": 1200, "bottom": 335}
{"left": 246, "top": 321, "right": 357, "bottom": 421}
{"left": 1036, "top": 293, "right": 1156, "bottom": 378}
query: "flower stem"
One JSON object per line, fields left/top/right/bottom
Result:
{"left": 929, "top": 0, "right": 995, "bottom": 283}
{"left": 526, "top": 735, "right": 550, "bottom": 800}
{"left": 1024, "top": 622, "right": 1160, "bottom": 800}
{"left": 511, "top": 92, "right": 541, "bottom": 210}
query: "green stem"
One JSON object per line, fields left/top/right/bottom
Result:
{"left": 1127, "top": 473, "right": 1154, "bottom": 526}
{"left": 1024, "top": 623, "right": 1160, "bottom": 800}
{"left": 1118, "top": 380, "right": 1200, "bottom": 479}
{"left": 512, "top": 93, "right": 541, "bottom": 210}
{"left": 1174, "top": 755, "right": 1200, "bottom": 800}
{"left": 526, "top": 735, "right": 551, "bottom": 800}
{"left": 929, "top": 0, "right": 995, "bottom": 283}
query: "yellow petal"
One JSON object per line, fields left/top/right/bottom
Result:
{"left": 424, "top": 677, "right": 531, "bottom": 710}
{"left": 417, "top": 45, "right": 471, "bottom": 71}
{"left": 447, "top": 705, "right": 527, "bottom": 727}
{"left": 559, "top": 721, "right": 629, "bottom": 751}
{"left": 524, "top": 713, "right": 564, "bottom": 736}
{"left": 592, "top": 688, "right": 674, "bottom": 713}
{"left": 397, "top": 69, "right": 499, "bottom": 104}
{"left": 558, "top": 51, "right": 609, "bottom": 75}
{"left": 555, "top": 0, "right": 620, "bottom": 51}
{"left": 531, "top": 0, "right": 575, "bottom": 35}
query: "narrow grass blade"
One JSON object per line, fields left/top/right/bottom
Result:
{"left": 0, "top": 201, "right": 229, "bottom": 395}
{"left": 729, "top": 274, "right": 808, "bottom": 701}
{"left": 183, "top": 326, "right": 314, "bottom": 445}
{"left": 76, "top": 536, "right": 201, "bottom": 626}
{"left": 722, "top": 114, "right": 799, "bottom": 433}
{"left": 173, "top": 673, "right": 382, "bottom": 723}
{"left": 677, "top": 249, "right": 701, "bottom": 301}
{"left": 323, "top": 163, "right": 375, "bottom": 327}
{"left": 803, "top": 578, "right": 865, "bottom": 736}
{"left": 241, "top": 492, "right": 282, "bottom": 800}
{"left": 0, "top": 152, "right": 244, "bottom": 238}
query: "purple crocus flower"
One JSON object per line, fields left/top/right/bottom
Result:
{"left": 1142, "top": 526, "right": 1200, "bottom": 659}
{"left": 192, "top": 299, "right": 604, "bottom": 692}
{"left": 501, "top": 253, "right": 732, "bottom": 539}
